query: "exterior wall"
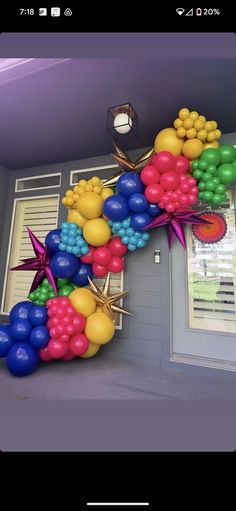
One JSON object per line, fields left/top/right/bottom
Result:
{"left": 0, "top": 166, "right": 10, "bottom": 250}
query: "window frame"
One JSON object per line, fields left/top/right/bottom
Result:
{"left": 15, "top": 173, "right": 61, "bottom": 192}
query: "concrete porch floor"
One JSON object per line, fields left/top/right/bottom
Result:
{"left": 0, "top": 354, "right": 236, "bottom": 399}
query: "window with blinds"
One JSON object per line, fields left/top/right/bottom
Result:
{"left": 2, "top": 196, "right": 59, "bottom": 314}
{"left": 187, "top": 190, "right": 236, "bottom": 334}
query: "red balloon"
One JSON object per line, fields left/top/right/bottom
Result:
{"left": 92, "top": 263, "right": 108, "bottom": 278}
{"left": 39, "top": 347, "right": 52, "bottom": 362}
{"left": 48, "top": 339, "right": 69, "bottom": 359}
{"left": 166, "top": 203, "right": 175, "bottom": 212}
{"left": 60, "top": 297, "right": 69, "bottom": 307}
{"left": 49, "top": 327, "right": 57, "bottom": 338}
{"left": 188, "top": 194, "right": 197, "bottom": 205}
{"left": 80, "top": 246, "right": 96, "bottom": 264}
{"left": 140, "top": 165, "right": 160, "bottom": 185}
{"left": 108, "top": 237, "right": 127, "bottom": 257}
{"left": 62, "top": 315, "right": 71, "bottom": 325}
{"left": 73, "top": 313, "right": 86, "bottom": 333}
{"left": 174, "top": 202, "right": 180, "bottom": 208}
{"left": 108, "top": 256, "right": 124, "bottom": 273}
{"left": 66, "top": 306, "right": 75, "bottom": 316}
{"left": 62, "top": 351, "right": 75, "bottom": 361}
{"left": 160, "top": 172, "right": 180, "bottom": 191}
{"left": 172, "top": 192, "right": 179, "bottom": 201}
{"left": 180, "top": 195, "right": 190, "bottom": 206}
{"left": 55, "top": 306, "right": 65, "bottom": 318}
{"left": 59, "top": 334, "right": 70, "bottom": 343}
{"left": 162, "top": 195, "right": 170, "bottom": 205}
{"left": 56, "top": 324, "right": 65, "bottom": 336}
{"left": 145, "top": 184, "right": 164, "bottom": 203}
{"left": 69, "top": 333, "right": 89, "bottom": 356}
{"left": 158, "top": 201, "right": 164, "bottom": 209}
{"left": 175, "top": 155, "right": 189, "bottom": 174}
{"left": 191, "top": 186, "right": 199, "bottom": 195}
{"left": 46, "top": 299, "right": 53, "bottom": 308}
{"left": 188, "top": 177, "right": 197, "bottom": 187}
{"left": 66, "top": 324, "right": 76, "bottom": 336}
{"left": 152, "top": 152, "right": 175, "bottom": 174}
{"left": 180, "top": 182, "right": 191, "bottom": 193}
{"left": 179, "top": 174, "right": 187, "bottom": 182}
{"left": 93, "top": 247, "right": 112, "bottom": 266}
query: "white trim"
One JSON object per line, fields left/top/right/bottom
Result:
{"left": 70, "top": 164, "right": 119, "bottom": 185}
{"left": 0, "top": 193, "right": 60, "bottom": 315}
{"left": 15, "top": 173, "right": 61, "bottom": 192}
{"left": 171, "top": 353, "right": 236, "bottom": 372}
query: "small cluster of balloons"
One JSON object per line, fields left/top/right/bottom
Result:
{"left": 62, "top": 176, "right": 113, "bottom": 210}
{"left": 192, "top": 145, "right": 236, "bottom": 205}
{"left": 108, "top": 218, "right": 150, "bottom": 251}
{"left": 80, "top": 237, "right": 127, "bottom": 278}
{"left": 154, "top": 107, "right": 222, "bottom": 160}
{"left": 59, "top": 222, "right": 89, "bottom": 257}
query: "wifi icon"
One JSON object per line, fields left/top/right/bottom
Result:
{"left": 176, "top": 7, "right": 185, "bottom": 15}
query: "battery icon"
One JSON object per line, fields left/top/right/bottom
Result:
{"left": 196, "top": 7, "right": 202, "bottom": 15}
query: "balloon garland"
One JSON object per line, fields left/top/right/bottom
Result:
{"left": 1, "top": 107, "right": 236, "bottom": 377}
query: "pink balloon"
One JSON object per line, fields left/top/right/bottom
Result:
{"left": 92, "top": 263, "right": 108, "bottom": 278}
{"left": 62, "top": 315, "right": 71, "bottom": 325}
{"left": 188, "top": 194, "right": 197, "bottom": 204}
{"left": 160, "top": 172, "right": 180, "bottom": 191}
{"left": 73, "top": 313, "right": 86, "bottom": 333}
{"left": 179, "top": 174, "right": 187, "bottom": 182}
{"left": 80, "top": 246, "right": 96, "bottom": 264}
{"left": 49, "top": 327, "right": 57, "bottom": 338}
{"left": 140, "top": 165, "right": 160, "bottom": 185}
{"left": 62, "top": 351, "right": 75, "bottom": 361}
{"left": 172, "top": 192, "right": 179, "bottom": 201}
{"left": 188, "top": 177, "right": 197, "bottom": 187}
{"left": 48, "top": 339, "right": 69, "bottom": 359}
{"left": 158, "top": 201, "right": 164, "bottom": 209}
{"left": 180, "top": 182, "right": 191, "bottom": 193}
{"left": 180, "top": 195, "right": 190, "bottom": 206}
{"left": 66, "top": 306, "right": 75, "bottom": 316}
{"left": 93, "top": 246, "right": 112, "bottom": 266}
{"left": 152, "top": 152, "right": 175, "bottom": 174}
{"left": 55, "top": 306, "right": 65, "bottom": 318}
{"left": 39, "top": 347, "right": 52, "bottom": 362}
{"left": 59, "top": 334, "right": 70, "bottom": 343}
{"left": 166, "top": 203, "right": 175, "bottom": 213}
{"left": 174, "top": 202, "right": 180, "bottom": 208}
{"left": 191, "top": 186, "right": 199, "bottom": 195}
{"left": 60, "top": 297, "right": 69, "bottom": 307}
{"left": 69, "top": 333, "right": 89, "bottom": 356}
{"left": 108, "top": 256, "right": 124, "bottom": 273}
{"left": 66, "top": 324, "right": 76, "bottom": 336}
{"left": 175, "top": 155, "right": 189, "bottom": 174}
{"left": 145, "top": 184, "right": 164, "bottom": 203}
{"left": 108, "top": 237, "right": 127, "bottom": 257}
{"left": 162, "top": 195, "right": 170, "bottom": 205}
{"left": 56, "top": 324, "right": 65, "bottom": 336}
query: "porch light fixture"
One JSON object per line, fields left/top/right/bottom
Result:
{"left": 107, "top": 102, "right": 138, "bottom": 140}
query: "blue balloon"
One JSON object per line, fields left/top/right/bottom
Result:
{"left": 10, "top": 320, "right": 32, "bottom": 342}
{"left": 71, "top": 262, "right": 93, "bottom": 287}
{"left": 0, "top": 325, "right": 14, "bottom": 358}
{"left": 45, "top": 229, "right": 61, "bottom": 254}
{"left": 7, "top": 342, "right": 39, "bottom": 377}
{"left": 50, "top": 251, "right": 79, "bottom": 279}
{"left": 117, "top": 172, "right": 144, "bottom": 198}
{"left": 10, "top": 301, "right": 34, "bottom": 323}
{"left": 29, "top": 326, "right": 50, "bottom": 349}
{"left": 128, "top": 193, "right": 148, "bottom": 213}
{"left": 131, "top": 213, "right": 152, "bottom": 232}
{"left": 147, "top": 204, "right": 163, "bottom": 217}
{"left": 29, "top": 305, "right": 48, "bottom": 326}
{"left": 103, "top": 195, "right": 130, "bottom": 222}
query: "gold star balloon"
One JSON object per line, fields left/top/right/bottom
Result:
{"left": 87, "top": 273, "right": 132, "bottom": 320}
{"left": 101, "top": 142, "right": 155, "bottom": 188}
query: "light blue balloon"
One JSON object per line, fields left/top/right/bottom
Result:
{"left": 137, "top": 239, "right": 145, "bottom": 248}
{"left": 81, "top": 246, "right": 89, "bottom": 255}
{"left": 113, "top": 222, "right": 122, "bottom": 231}
{"left": 130, "top": 236, "right": 138, "bottom": 245}
{"left": 135, "top": 232, "right": 141, "bottom": 238}
{"left": 61, "top": 222, "right": 68, "bottom": 230}
{"left": 72, "top": 246, "right": 80, "bottom": 255}
{"left": 69, "top": 230, "right": 77, "bottom": 238}
{"left": 69, "top": 223, "right": 77, "bottom": 229}
{"left": 77, "top": 228, "right": 82, "bottom": 235}
{"left": 66, "top": 246, "right": 73, "bottom": 253}
{"left": 61, "top": 235, "right": 68, "bottom": 243}
{"left": 127, "top": 227, "right": 134, "bottom": 236}
{"left": 112, "top": 226, "right": 118, "bottom": 233}
{"left": 142, "top": 232, "right": 150, "bottom": 241}
{"left": 122, "top": 236, "right": 129, "bottom": 245}
{"left": 77, "top": 238, "right": 85, "bottom": 247}
{"left": 108, "top": 220, "right": 113, "bottom": 226}
{"left": 118, "top": 228, "right": 126, "bottom": 237}
{"left": 59, "top": 243, "right": 66, "bottom": 251}
{"left": 68, "top": 238, "right": 75, "bottom": 246}
{"left": 128, "top": 244, "right": 136, "bottom": 251}
{"left": 122, "top": 219, "right": 130, "bottom": 229}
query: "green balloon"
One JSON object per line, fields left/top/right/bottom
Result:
{"left": 218, "top": 144, "right": 236, "bottom": 163}
{"left": 191, "top": 160, "right": 199, "bottom": 171}
{"left": 198, "top": 160, "right": 208, "bottom": 171}
{"left": 205, "top": 180, "right": 216, "bottom": 192}
{"left": 212, "top": 194, "right": 223, "bottom": 205}
{"left": 212, "top": 177, "right": 220, "bottom": 185}
{"left": 198, "top": 192, "right": 205, "bottom": 200}
{"left": 58, "top": 284, "right": 74, "bottom": 297}
{"left": 49, "top": 291, "right": 56, "bottom": 298}
{"left": 218, "top": 163, "right": 236, "bottom": 186}
{"left": 198, "top": 181, "right": 206, "bottom": 191}
{"left": 28, "top": 292, "right": 34, "bottom": 301}
{"left": 207, "top": 164, "right": 217, "bottom": 175}
{"left": 193, "top": 170, "right": 203, "bottom": 180}
{"left": 203, "top": 191, "right": 213, "bottom": 202}
{"left": 34, "top": 299, "right": 41, "bottom": 305}
{"left": 57, "top": 278, "right": 69, "bottom": 289}
{"left": 202, "top": 172, "right": 212, "bottom": 183}
{"left": 232, "top": 159, "right": 236, "bottom": 169}
{"left": 215, "top": 184, "right": 225, "bottom": 194}
{"left": 200, "top": 148, "right": 221, "bottom": 166}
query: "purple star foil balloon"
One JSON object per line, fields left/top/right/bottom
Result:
{"left": 143, "top": 209, "right": 212, "bottom": 250}
{"left": 10, "top": 227, "right": 57, "bottom": 293}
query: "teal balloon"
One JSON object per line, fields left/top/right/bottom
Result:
{"left": 218, "top": 144, "right": 236, "bottom": 163}
{"left": 200, "top": 148, "right": 221, "bottom": 166}
{"left": 218, "top": 163, "right": 236, "bottom": 186}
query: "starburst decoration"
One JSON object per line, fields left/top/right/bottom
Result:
{"left": 10, "top": 227, "right": 57, "bottom": 294}
{"left": 87, "top": 273, "right": 132, "bottom": 319}
{"left": 101, "top": 142, "right": 155, "bottom": 188}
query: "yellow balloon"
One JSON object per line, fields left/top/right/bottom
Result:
{"left": 78, "top": 179, "right": 87, "bottom": 188}
{"left": 93, "top": 186, "right": 102, "bottom": 194}
{"left": 154, "top": 128, "right": 183, "bottom": 156}
{"left": 178, "top": 108, "right": 190, "bottom": 120}
{"left": 69, "top": 288, "right": 96, "bottom": 318}
{"left": 67, "top": 209, "right": 87, "bottom": 228}
{"left": 197, "top": 129, "right": 207, "bottom": 141}
{"left": 80, "top": 341, "right": 100, "bottom": 358}
{"left": 176, "top": 127, "right": 186, "bottom": 139}
{"left": 189, "top": 111, "right": 199, "bottom": 121}
{"left": 198, "top": 115, "right": 206, "bottom": 123}
{"left": 194, "top": 119, "right": 204, "bottom": 131}
{"left": 203, "top": 141, "right": 219, "bottom": 150}
{"left": 215, "top": 129, "right": 221, "bottom": 139}
{"left": 77, "top": 192, "right": 103, "bottom": 220}
{"left": 85, "top": 312, "right": 115, "bottom": 345}
{"left": 83, "top": 218, "right": 111, "bottom": 247}
{"left": 173, "top": 118, "right": 183, "bottom": 129}
{"left": 91, "top": 176, "right": 101, "bottom": 186}
{"left": 182, "top": 138, "right": 203, "bottom": 159}
{"left": 204, "top": 121, "right": 213, "bottom": 132}
{"left": 85, "top": 183, "right": 93, "bottom": 192}
{"left": 211, "top": 120, "right": 217, "bottom": 130}
{"left": 207, "top": 131, "right": 216, "bottom": 142}
{"left": 101, "top": 188, "right": 114, "bottom": 200}
{"left": 186, "top": 128, "right": 197, "bottom": 139}
{"left": 183, "top": 118, "right": 194, "bottom": 130}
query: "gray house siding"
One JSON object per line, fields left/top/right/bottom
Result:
{"left": 0, "top": 166, "right": 10, "bottom": 250}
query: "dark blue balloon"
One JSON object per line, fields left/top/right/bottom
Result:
{"left": 147, "top": 204, "right": 164, "bottom": 217}
{"left": 45, "top": 229, "right": 61, "bottom": 254}
{"left": 7, "top": 342, "right": 39, "bottom": 377}
{"left": 71, "top": 262, "right": 93, "bottom": 287}
{"left": 117, "top": 172, "right": 144, "bottom": 199}
{"left": 128, "top": 193, "right": 148, "bottom": 213}
{"left": 10, "top": 320, "right": 32, "bottom": 342}
{"left": 29, "top": 326, "right": 50, "bottom": 349}
{"left": 10, "top": 301, "right": 34, "bottom": 323}
{"left": 103, "top": 195, "right": 130, "bottom": 222}
{"left": 131, "top": 213, "right": 152, "bottom": 232}
{"left": 29, "top": 305, "right": 48, "bottom": 326}
{"left": 0, "top": 325, "right": 14, "bottom": 358}
{"left": 50, "top": 251, "right": 79, "bottom": 279}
